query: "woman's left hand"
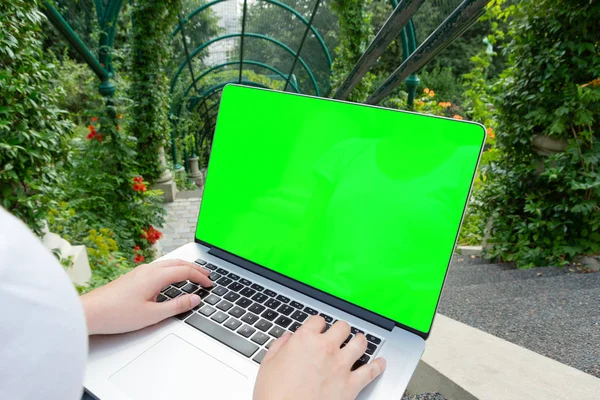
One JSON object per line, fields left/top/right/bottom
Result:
{"left": 80, "top": 259, "right": 212, "bottom": 335}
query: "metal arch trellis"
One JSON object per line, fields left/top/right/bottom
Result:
{"left": 43, "top": 0, "right": 491, "bottom": 172}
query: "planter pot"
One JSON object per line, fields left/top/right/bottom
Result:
{"left": 188, "top": 156, "right": 203, "bottom": 186}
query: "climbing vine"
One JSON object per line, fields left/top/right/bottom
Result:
{"left": 331, "top": 0, "right": 374, "bottom": 102}
{"left": 129, "top": 0, "right": 182, "bottom": 181}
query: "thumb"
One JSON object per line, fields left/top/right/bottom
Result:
{"left": 262, "top": 331, "right": 292, "bottom": 363}
{"left": 154, "top": 294, "right": 201, "bottom": 322}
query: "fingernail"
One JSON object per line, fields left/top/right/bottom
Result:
{"left": 190, "top": 294, "right": 201, "bottom": 308}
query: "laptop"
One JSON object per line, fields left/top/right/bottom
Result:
{"left": 84, "top": 84, "right": 486, "bottom": 399}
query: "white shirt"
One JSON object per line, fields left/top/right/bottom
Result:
{"left": 0, "top": 207, "right": 87, "bottom": 400}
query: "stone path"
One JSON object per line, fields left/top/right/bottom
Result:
{"left": 158, "top": 196, "right": 201, "bottom": 255}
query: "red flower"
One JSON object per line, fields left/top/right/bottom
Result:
{"left": 132, "top": 182, "right": 147, "bottom": 192}
{"left": 96, "top": 134, "right": 104, "bottom": 142}
{"left": 88, "top": 125, "right": 95, "bottom": 132}
{"left": 134, "top": 246, "right": 140, "bottom": 251}
{"left": 142, "top": 226, "right": 162, "bottom": 244}
{"left": 86, "top": 132, "right": 97, "bottom": 140}
{"left": 133, "top": 176, "right": 144, "bottom": 183}
{"left": 91, "top": 117, "right": 98, "bottom": 122}
{"left": 134, "top": 254, "right": 145, "bottom": 263}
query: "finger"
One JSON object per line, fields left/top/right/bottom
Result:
{"left": 262, "top": 331, "right": 292, "bottom": 363}
{"left": 340, "top": 333, "right": 368, "bottom": 365}
{"left": 298, "top": 315, "right": 326, "bottom": 334}
{"left": 151, "top": 293, "right": 202, "bottom": 323}
{"left": 324, "top": 320, "right": 351, "bottom": 346}
{"left": 158, "top": 265, "right": 213, "bottom": 289}
{"left": 150, "top": 259, "right": 211, "bottom": 276}
{"left": 348, "top": 358, "right": 386, "bottom": 395}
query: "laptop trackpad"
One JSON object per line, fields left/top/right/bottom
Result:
{"left": 109, "top": 334, "right": 248, "bottom": 399}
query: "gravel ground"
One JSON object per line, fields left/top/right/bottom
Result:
{"left": 439, "top": 256, "right": 600, "bottom": 378}
{"left": 402, "top": 392, "right": 447, "bottom": 400}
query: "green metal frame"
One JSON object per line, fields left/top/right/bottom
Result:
{"left": 172, "top": 0, "right": 333, "bottom": 67}
{"left": 170, "top": 33, "right": 321, "bottom": 95}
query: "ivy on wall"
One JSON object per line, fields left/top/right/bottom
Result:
{"left": 330, "top": 0, "right": 374, "bottom": 102}
{"left": 128, "top": 0, "right": 182, "bottom": 181}
{"left": 0, "top": 0, "right": 73, "bottom": 234}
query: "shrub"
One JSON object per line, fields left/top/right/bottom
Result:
{"left": 0, "top": 0, "right": 73, "bottom": 234}
{"left": 479, "top": 0, "right": 600, "bottom": 267}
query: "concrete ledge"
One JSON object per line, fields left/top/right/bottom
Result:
{"left": 407, "top": 314, "right": 600, "bottom": 399}
{"left": 456, "top": 246, "right": 482, "bottom": 257}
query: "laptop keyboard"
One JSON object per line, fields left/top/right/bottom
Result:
{"left": 157, "top": 258, "right": 383, "bottom": 368}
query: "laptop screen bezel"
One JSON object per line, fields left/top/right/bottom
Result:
{"left": 194, "top": 84, "right": 486, "bottom": 340}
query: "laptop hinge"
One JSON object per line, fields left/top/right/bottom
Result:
{"left": 207, "top": 245, "right": 396, "bottom": 332}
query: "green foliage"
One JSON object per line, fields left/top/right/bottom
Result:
{"left": 479, "top": 0, "right": 600, "bottom": 267}
{"left": 331, "top": 0, "right": 374, "bottom": 102}
{"left": 418, "top": 66, "right": 464, "bottom": 106}
{"left": 0, "top": 0, "right": 73, "bottom": 234}
{"left": 129, "top": 0, "right": 182, "bottom": 181}
{"left": 174, "top": 168, "right": 197, "bottom": 191}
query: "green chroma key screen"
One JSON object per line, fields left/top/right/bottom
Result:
{"left": 197, "top": 85, "right": 485, "bottom": 334}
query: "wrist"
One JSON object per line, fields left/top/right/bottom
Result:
{"left": 80, "top": 291, "right": 102, "bottom": 335}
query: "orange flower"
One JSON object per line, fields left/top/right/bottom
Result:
{"left": 428, "top": 90, "right": 435, "bottom": 97}
{"left": 118, "top": 114, "right": 123, "bottom": 119}
{"left": 487, "top": 127, "right": 495, "bottom": 138}
{"left": 453, "top": 114, "right": 464, "bottom": 120}
{"left": 439, "top": 101, "right": 451, "bottom": 108}
{"left": 91, "top": 117, "right": 98, "bottom": 122}
{"left": 423, "top": 88, "right": 430, "bottom": 94}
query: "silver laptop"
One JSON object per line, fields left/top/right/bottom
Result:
{"left": 84, "top": 85, "right": 486, "bottom": 399}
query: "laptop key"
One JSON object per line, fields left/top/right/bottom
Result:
{"left": 172, "top": 281, "right": 187, "bottom": 288}
{"left": 241, "top": 313, "right": 260, "bottom": 325}
{"left": 216, "top": 300, "right": 233, "bottom": 311}
{"left": 216, "top": 268, "right": 229, "bottom": 275}
{"left": 251, "top": 293, "right": 268, "bottom": 304}
{"left": 290, "top": 301, "right": 304, "bottom": 309}
{"left": 289, "top": 322, "right": 302, "bottom": 332}
{"left": 275, "top": 295, "right": 290, "bottom": 303}
{"left": 228, "top": 273, "right": 240, "bottom": 280}
{"left": 268, "top": 326, "right": 285, "bottom": 338}
{"left": 228, "top": 306, "right": 246, "bottom": 319}
{"left": 216, "top": 277, "right": 233, "bottom": 286}
{"left": 186, "top": 314, "right": 258, "bottom": 358}
{"left": 251, "top": 332, "right": 270, "bottom": 345}
{"left": 194, "top": 288, "right": 210, "bottom": 299}
{"left": 252, "top": 349, "right": 267, "bottom": 364}
{"left": 264, "top": 299, "right": 281, "bottom": 310}
{"left": 212, "top": 286, "right": 228, "bottom": 296}
{"left": 239, "top": 287, "right": 256, "bottom": 298}
{"left": 239, "top": 278, "right": 252, "bottom": 286}
{"left": 236, "top": 297, "right": 253, "bottom": 308}
{"left": 204, "top": 263, "right": 217, "bottom": 270}
{"left": 255, "top": 319, "right": 273, "bottom": 332}
{"left": 199, "top": 305, "right": 216, "bottom": 317}
{"left": 224, "top": 292, "right": 241, "bottom": 302}
{"left": 237, "top": 325, "right": 256, "bottom": 338}
{"left": 351, "top": 327, "right": 364, "bottom": 335}
{"left": 263, "top": 289, "right": 277, "bottom": 297}
{"left": 261, "top": 309, "right": 279, "bottom": 321}
{"left": 351, "top": 354, "right": 371, "bottom": 371}
{"left": 291, "top": 310, "right": 308, "bottom": 322}
{"left": 323, "top": 323, "right": 331, "bottom": 332}
{"left": 195, "top": 258, "right": 207, "bottom": 265}
{"left": 248, "top": 303, "right": 266, "bottom": 315}
{"left": 366, "top": 342, "right": 377, "bottom": 355}
{"left": 224, "top": 318, "right": 242, "bottom": 331}
{"left": 176, "top": 310, "right": 193, "bottom": 320}
{"left": 165, "top": 287, "right": 182, "bottom": 298}
{"left": 211, "top": 311, "right": 229, "bottom": 324}
{"left": 250, "top": 283, "right": 264, "bottom": 292}
{"left": 366, "top": 334, "right": 381, "bottom": 345}
{"left": 209, "top": 272, "right": 221, "bottom": 281}
{"left": 228, "top": 282, "right": 244, "bottom": 292}
{"left": 304, "top": 306, "right": 318, "bottom": 315}
{"left": 205, "top": 294, "right": 221, "bottom": 305}
{"left": 277, "top": 304, "right": 294, "bottom": 316}
{"left": 274, "top": 316, "right": 292, "bottom": 328}
{"left": 156, "top": 293, "right": 167, "bottom": 303}
{"left": 181, "top": 283, "right": 199, "bottom": 294}
{"left": 266, "top": 339, "right": 274, "bottom": 349}
{"left": 320, "top": 313, "right": 333, "bottom": 323}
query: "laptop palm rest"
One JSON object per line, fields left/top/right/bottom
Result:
{"left": 109, "top": 334, "right": 248, "bottom": 399}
